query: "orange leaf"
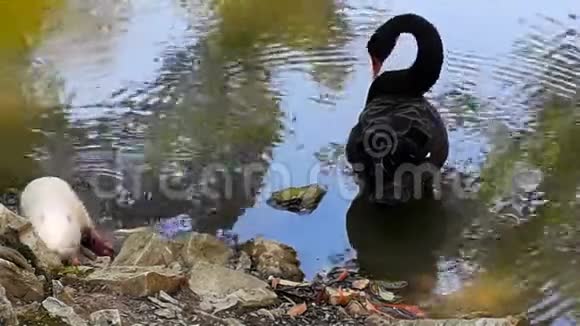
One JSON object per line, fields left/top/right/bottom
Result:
{"left": 337, "top": 269, "right": 349, "bottom": 282}
{"left": 287, "top": 303, "right": 307, "bottom": 317}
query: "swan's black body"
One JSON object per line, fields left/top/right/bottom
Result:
{"left": 346, "top": 13, "right": 449, "bottom": 205}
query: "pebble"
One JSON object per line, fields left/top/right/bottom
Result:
{"left": 154, "top": 308, "right": 177, "bottom": 319}
{"left": 159, "top": 291, "right": 181, "bottom": 306}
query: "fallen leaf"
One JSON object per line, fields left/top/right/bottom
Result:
{"left": 377, "top": 288, "right": 396, "bottom": 302}
{"left": 352, "top": 279, "right": 370, "bottom": 290}
{"left": 337, "top": 269, "right": 349, "bottom": 282}
{"left": 287, "top": 303, "right": 307, "bottom": 317}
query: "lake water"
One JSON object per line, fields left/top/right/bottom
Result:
{"left": 0, "top": 0, "right": 579, "bottom": 323}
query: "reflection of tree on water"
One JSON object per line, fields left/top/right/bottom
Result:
{"left": 63, "top": 42, "right": 282, "bottom": 232}
{"left": 443, "top": 14, "right": 580, "bottom": 324}
{"left": 28, "top": 0, "right": 357, "bottom": 234}
{"left": 177, "top": 0, "right": 355, "bottom": 93}
{"left": 0, "top": 0, "right": 64, "bottom": 195}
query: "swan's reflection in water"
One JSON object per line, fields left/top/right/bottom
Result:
{"left": 346, "top": 192, "right": 472, "bottom": 303}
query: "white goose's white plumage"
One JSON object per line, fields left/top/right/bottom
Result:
{"left": 20, "top": 176, "right": 94, "bottom": 261}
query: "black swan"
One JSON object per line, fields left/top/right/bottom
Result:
{"left": 346, "top": 13, "right": 449, "bottom": 205}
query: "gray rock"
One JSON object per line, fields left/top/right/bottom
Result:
{"left": 188, "top": 261, "right": 277, "bottom": 309}
{"left": 0, "top": 204, "right": 28, "bottom": 233}
{"left": 0, "top": 256, "right": 45, "bottom": 302}
{"left": 158, "top": 291, "right": 180, "bottom": 306}
{"left": 112, "top": 231, "right": 233, "bottom": 268}
{"left": 82, "top": 266, "right": 186, "bottom": 297}
{"left": 52, "top": 279, "right": 65, "bottom": 293}
{"left": 0, "top": 203, "right": 62, "bottom": 270}
{"left": 230, "top": 288, "right": 279, "bottom": 308}
{"left": 147, "top": 296, "right": 181, "bottom": 311}
{"left": 0, "top": 285, "right": 18, "bottom": 326}
{"left": 0, "top": 245, "right": 33, "bottom": 272}
{"left": 52, "top": 280, "right": 75, "bottom": 304}
{"left": 183, "top": 231, "right": 236, "bottom": 264}
{"left": 235, "top": 251, "right": 252, "bottom": 272}
{"left": 240, "top": 237, "right": 304, "bottom": 281}
{"left": 154, "top": 308, "right": 177, "bottom": 319}
{"left": 90, "top": 309, "right": 122, "bottom": 326}
{"left": 42, "top": 296, "right": 88, "bottom": 326}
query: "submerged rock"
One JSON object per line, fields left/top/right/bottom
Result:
{"left": 82, "top": 266, "right": 186, "bottom": 297}
{"left": 112, "top": 231, "right": 233, "bottom": 268}
{"left": 241, "top": 237, "right": 304, "bottom": 282}
{"left": 267, "top": 184, "right": 327, "bottom": 214}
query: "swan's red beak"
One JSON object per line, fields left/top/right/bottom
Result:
{"left": 371, "top": 56, "right": 382, "bottom": 79}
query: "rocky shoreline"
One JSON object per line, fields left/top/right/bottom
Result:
{"left": 0, "top": 203, "right": 527, "bottom": 326}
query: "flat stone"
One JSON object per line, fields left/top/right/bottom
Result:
{"left": 112, "top": 231, "right": 233, "bottom": 268}
{"left": 83, "top": 266, "right": 186, "bottom": 297}
{"left": 154, "top": 308, "right": 177, "bottom": 319}
{"left": 188, "top": 261, "right": 277, "bottom": 308}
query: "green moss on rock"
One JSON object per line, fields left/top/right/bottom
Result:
{"left": 52, "top": 265, "right": 94, "bottom": 278}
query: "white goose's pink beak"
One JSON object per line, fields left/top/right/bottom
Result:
{"left": 82, "top": 228, "right": 115, "bottom": 258}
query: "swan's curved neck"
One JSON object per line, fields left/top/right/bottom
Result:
{"left": 405, "top": 18, "right": 443, "bottom": 91}
{"left": 367, "top": 15, "right": 444, "bottom": 102}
